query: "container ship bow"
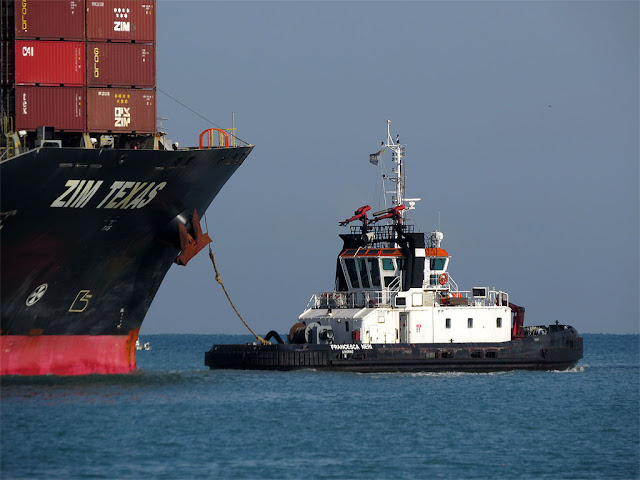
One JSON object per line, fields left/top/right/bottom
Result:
{"left": 1, "top": 0, "right": 253, "bottom": 375}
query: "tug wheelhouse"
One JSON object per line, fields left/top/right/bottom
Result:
{"left": 338, "top": 248, "right": 403, "bottom": 292}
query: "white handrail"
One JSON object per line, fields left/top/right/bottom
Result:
{"left": 307, "top": 286, "right": 509, "bottom": 310}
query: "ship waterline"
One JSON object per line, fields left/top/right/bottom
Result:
{"left": 0, "top": 331, "right": 139, "bottom": 376}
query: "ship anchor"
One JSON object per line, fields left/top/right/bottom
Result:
{"left": 174, "top": 209, "right": 212, "bottom": 266}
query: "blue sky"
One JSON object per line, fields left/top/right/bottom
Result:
{"left": 142, "top": 0, "right": 639, "bottom": 335}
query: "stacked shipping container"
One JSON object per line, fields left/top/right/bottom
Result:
{"left": 15, "top": 86, "right": 85, "bottom": 131}
{"left": 11, "top": 0, "right": 156, "bottom": 134}
{"left": 87, "top": 42, "right": 155, "bottom": 87}
{"left": 15, "top": 40, "right": 86, "bottom": 85}
{"left": 14, "top": 0, "right": 86, "bottom": 40}
{"left": 86, "top": 1, "right": 155, "bottom": 43}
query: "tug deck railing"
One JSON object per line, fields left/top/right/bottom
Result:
{"left": 307, "top": 287, "right": 510, "bottom": 310}
{"left": 308, "top": 290, "right": 399, "bottom": 310}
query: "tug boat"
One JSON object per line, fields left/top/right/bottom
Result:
{"left": 205, "top": 121, "right": 583, "bottom": 372}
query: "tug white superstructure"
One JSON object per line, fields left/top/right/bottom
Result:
{"left": 300, "top": 120, "right": 513, "bottom": 347}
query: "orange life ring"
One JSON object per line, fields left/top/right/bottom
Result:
{"left": 438, "top": 273, "right": 448, "bottom": 285}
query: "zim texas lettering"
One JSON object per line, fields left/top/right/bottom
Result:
{"left": 51, "top": 180, "right": 167, "bottom": 209}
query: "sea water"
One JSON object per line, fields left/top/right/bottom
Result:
{"left": 1, "top": 334, "right": 638, "bottom": 479}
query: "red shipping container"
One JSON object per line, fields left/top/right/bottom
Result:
{"left": 15, "top": 86, "right": 85, "bottom": 131}
{"left": 15, "top": 40, "right": 85, "bottom": 85}
{"left": 87, "top": 88, "right": 156, "bottom": 133}
{"left": 86, "top": 1, "right": 156, "bottom": 43}
{"left": 14, "top": 0, "right": 85, "bottom": 40}
{"left": 87, "top": 42, "right": 155, "bottom": 87}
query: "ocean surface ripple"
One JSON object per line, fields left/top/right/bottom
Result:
{"left": 1, "top": 333, "right": 638, "bottom": 479}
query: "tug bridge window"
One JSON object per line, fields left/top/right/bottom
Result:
{"left": 368, "top": 258, "right": 380, "bottom": 287}
{"left": 382, "top": 258, "right": 395, "bottom": 271}
{"left": 358, "top": 259, "right": 370, "bottom": 288}
{"left": 340, "top": 251, "right": 403, "bottom": 290}
{"left": 428, "top": 257, "right": 447, "bottom": 285}
{"left": 430, "top": 258, "right": 446, "bottom": 270}
{"left": 345, "top": 258, "right": 359, "bottom": 288}
{"left": 384, "top": 276, "right": 398, "bottom": 287}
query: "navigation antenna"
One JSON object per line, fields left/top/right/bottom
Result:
{"left": 382, "top": 120, "right": 420, "bottom": 222}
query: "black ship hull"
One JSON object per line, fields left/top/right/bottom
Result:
{"left": 1, "top": 144, "right": 253, "bottom": 375}
{"left": 206, "top": 327, "right": 583, "bottom": 372}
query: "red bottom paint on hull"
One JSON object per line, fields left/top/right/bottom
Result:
{"left": 0, "top": 330, "right": 139, "bottom": 376}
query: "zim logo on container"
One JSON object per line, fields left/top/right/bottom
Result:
{"left": 114, "top": 94, "right": 131, "bottom": 127}
{"left": 114, "top": 107, "right": 131, "bottom": 127}
{"left": 114, "top": 21, "right": 130, "bottom": 31}
{"left": 113, "top": 7, "right": 130, "bottom": 31}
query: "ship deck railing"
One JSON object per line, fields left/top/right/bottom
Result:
{"left": 307, "top": 288, "right": 510, "bottom": 309}
{"left": 348, "top": 224, "right": 415, "bottom": 243}
{"left": 422, "top": 274, "right": 460, "bottom": 291}
{"left": 522, "top": 324, "right": 574, "bottom": 336}
{"left": 308, "top": 290, "right": 399, "bottom": 310}
{"left": 438, "top": 288, "right": 510, "bottom": 307}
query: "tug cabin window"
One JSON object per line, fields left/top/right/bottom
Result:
{"left": 369, "top": 258, "right": 381, "bottom": 287}
{"left": 358, "top": 258, "right": 371, "bottom": 288}
{"left": 340, "top": 249, "right": 403, "bottom": 291}
{"left": 344, "top": 258, "right": 359, "bottom": 288}
{"left": 427, "top": 257, "right": 449, "bottom": 286}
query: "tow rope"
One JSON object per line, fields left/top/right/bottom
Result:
{"left": 208, "top": 245, "right": 271, "bottom": 345}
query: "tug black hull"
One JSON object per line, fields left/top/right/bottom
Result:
{"left": 206, "top": 326, "right": 583, "bottom": 373}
